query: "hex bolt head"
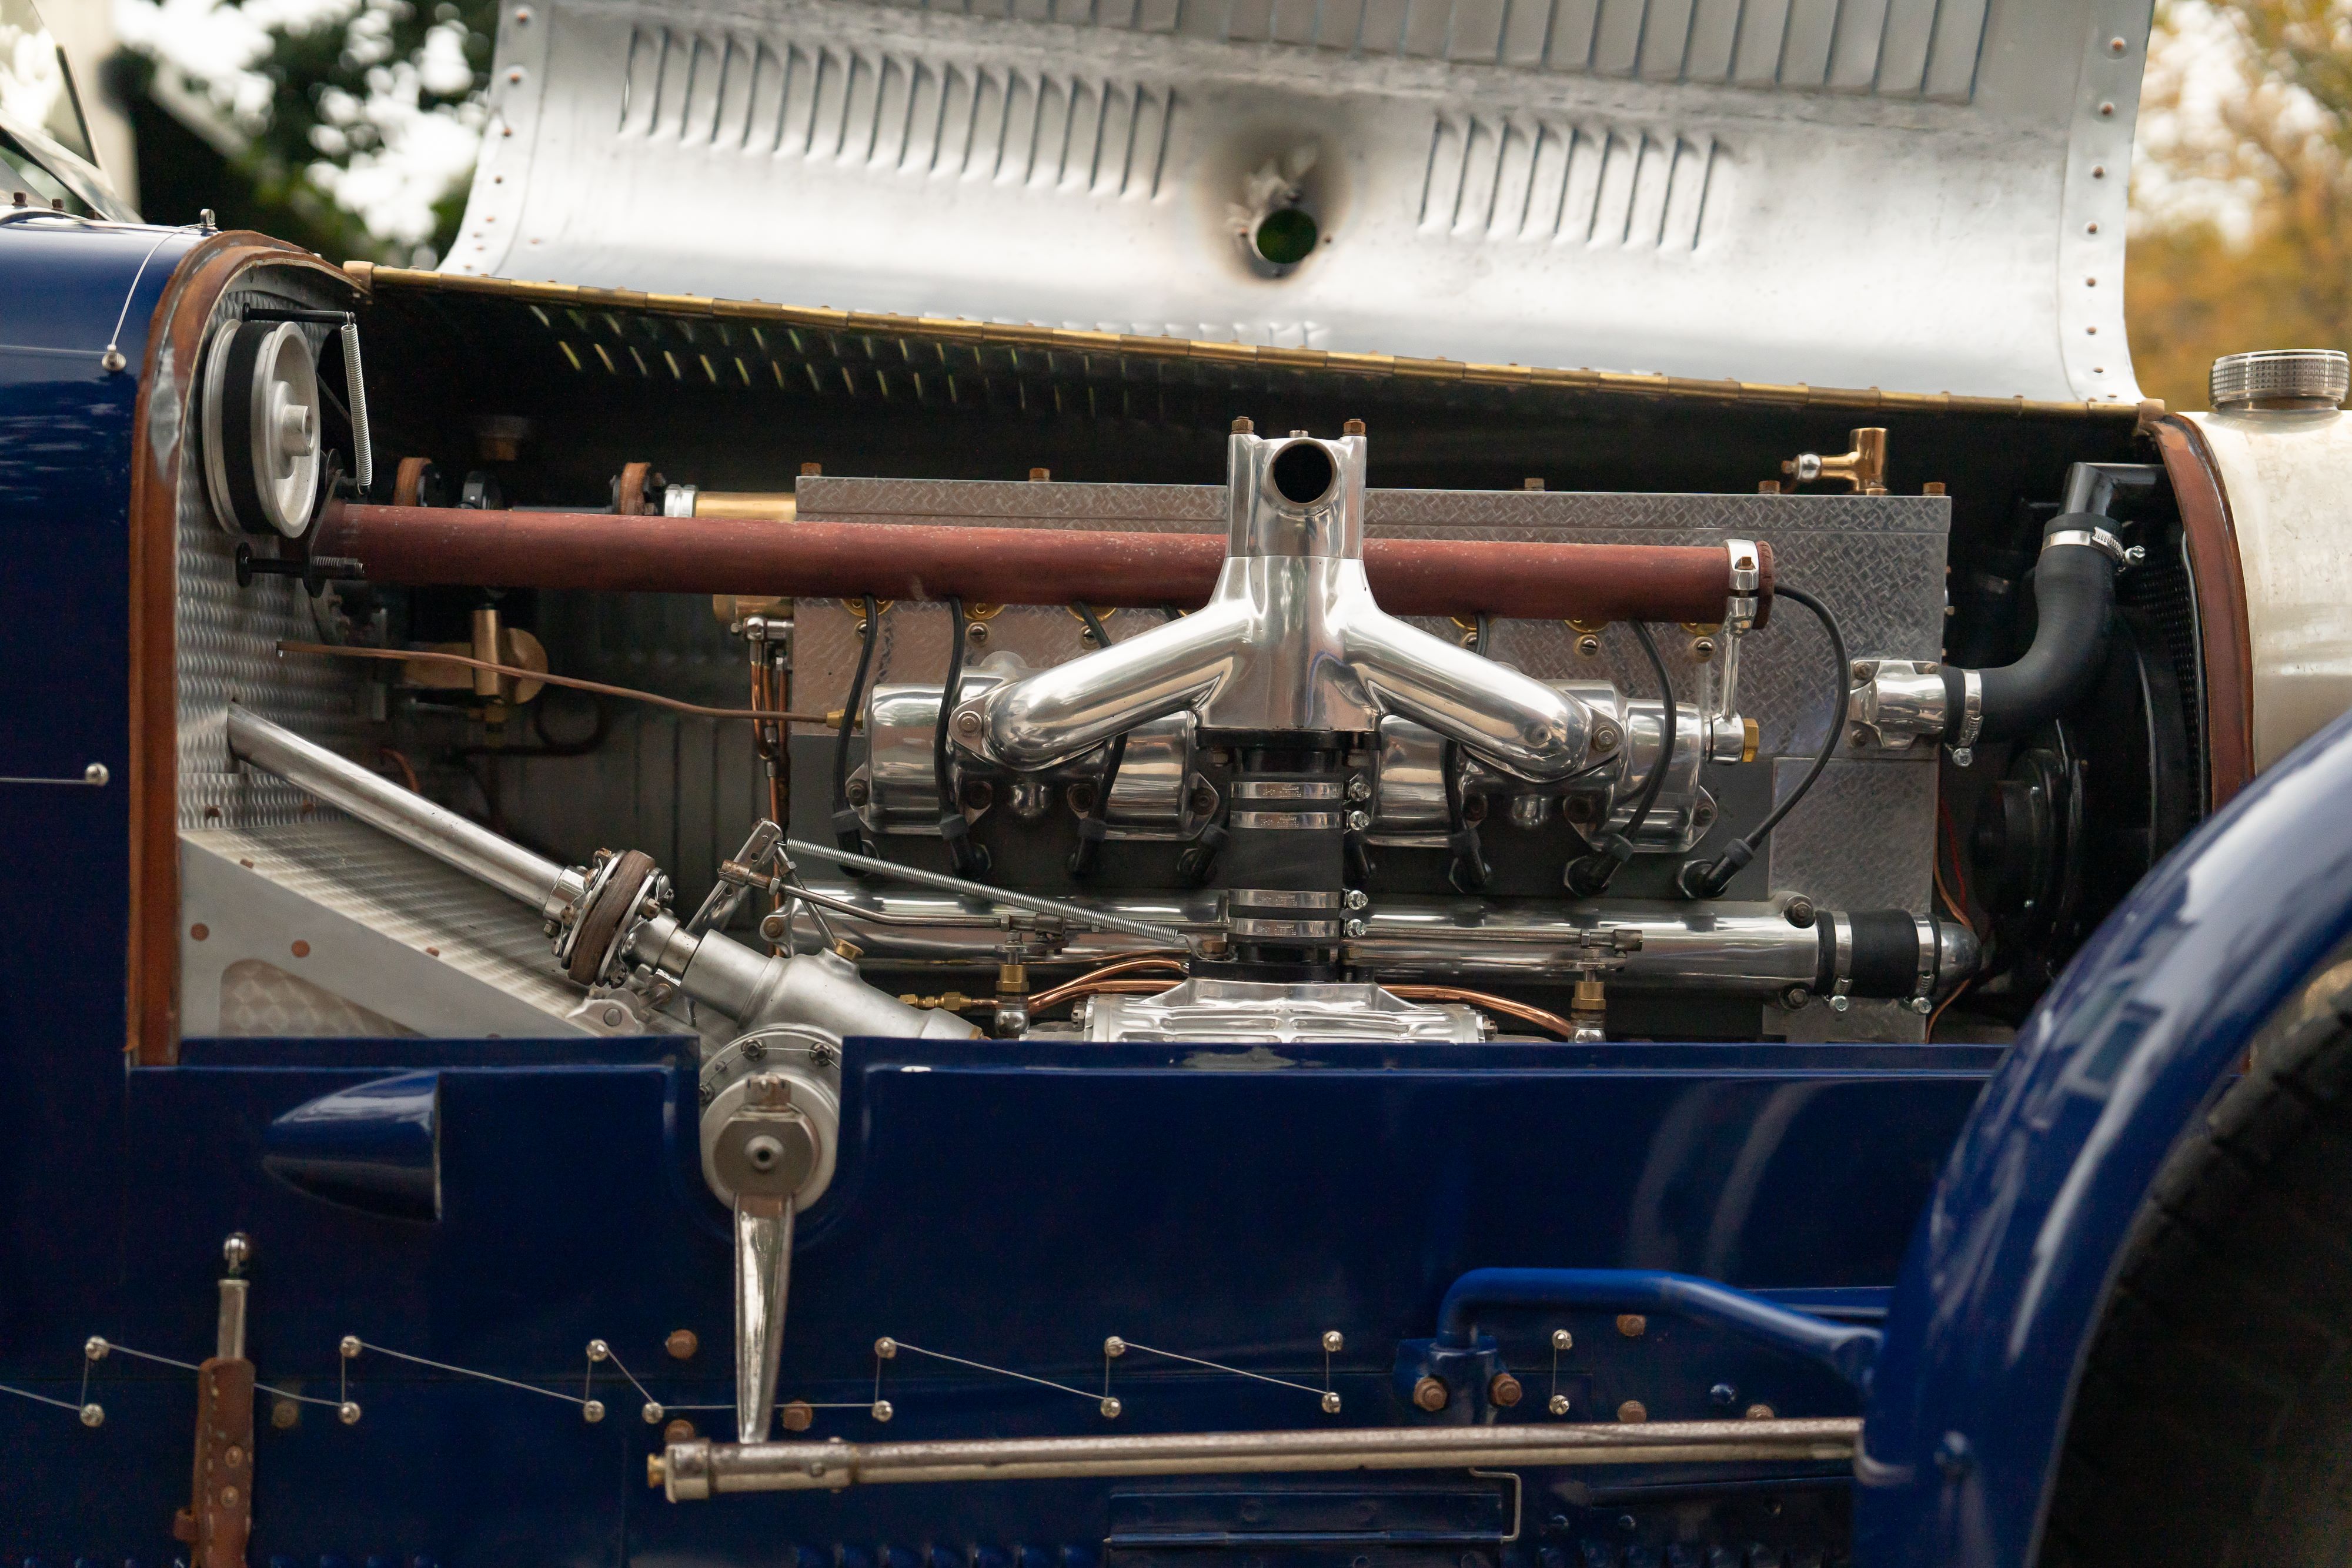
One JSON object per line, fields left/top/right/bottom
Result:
{"left": 1488, "top": 1373, "right": 1524, "bottom": 1408}
{"left": 781, "top": 1400, "right": 815, "bottom": 1432}
{"left": 1781, "top": 986, "right": 1812, "bottom": 1009}
{"left": 1346, "top": 774, "right": 1372, "bottom": 801}
{"left": 1592, "top": 726, "right": 1622, "bottom": 752}
{"left": 1784, "top": 897, "right": 1816, "bottom": 928}
{"left": 1548, "top": 1393, "right": 1571, "bottom": 1416}
{"left": 1412, "top": 1376, "right": 1450, "bottom": 1412}
{"left": 874, "top": 1337, "right": 898, "bottom": 1359}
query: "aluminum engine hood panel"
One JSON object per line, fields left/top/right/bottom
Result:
{"left": 452, "top": 0, "right": 2149, "bottom": 403}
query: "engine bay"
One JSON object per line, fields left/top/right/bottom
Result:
{"left": 152, "top": 259, "right": 2215, "bottom": 1077}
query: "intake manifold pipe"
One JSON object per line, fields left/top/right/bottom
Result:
{"left": 952, "top": 430, "right": 1596, "bottom": 782}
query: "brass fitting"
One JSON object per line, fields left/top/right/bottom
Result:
{"left": 1783, "top": 427, "right": 1888, "bottom": 494}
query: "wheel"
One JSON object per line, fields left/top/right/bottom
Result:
{"left": 2043, "top": 974, "right": 2352, "bottom": 1566}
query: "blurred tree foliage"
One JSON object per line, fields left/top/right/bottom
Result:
{"left": 2130, "top": 0, "right": 2352, "bottom": 409}
{"left": 111, "top": 0, "right": 495, "bottom": 264}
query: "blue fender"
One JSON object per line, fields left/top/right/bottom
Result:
{"left": 1857, "top": 706, "right": 2352, "bottom": 1567}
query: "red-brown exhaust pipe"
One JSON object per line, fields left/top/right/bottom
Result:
{"left": 313, "top": 504, "right": 1772, "bottom": 626}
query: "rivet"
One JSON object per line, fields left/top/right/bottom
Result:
{"left": 1104, "top": 1336, "right": 1127, "bottom": 1357}
{"left": 1616, "top": 1400, "right": 1648, "bottom": 1423}
{"left": 1746, "top": 1402, "right": 1775, "bottom": 1420}
{"left": 1322, "top": 1390, "right": 1343, "bottom": 1413}
{"left": 582, "top": 1399, "right": 606, "bottom": 1423}
{"left": 1323, "top": 1330, "right": 1344, "bottom": 1352}
{"left": 664, "top": 1417, "right": 697, "bottom": 1444}
{"left": 190, "top": 924, "right": 209, "bottom": 942}
{"left": 666, "top": 1329, "right": 700, "bottom": 1360}
{"left": 1548, "top": 1393, "right": 1570, "bottom": 1415}
{"left": 338, "top": 1401, "right": 362, "bottom": 1425}
{"left": 1551, "top": 1329, "right": 1572, "bottom": 1350}
{"left": 2107, "top": 35, "right": 2127, "bottom": 53}
{"left": 875, "top": 1337, "right": 898, "bottom": 1359}
{"left": 1100, "top": 1396, "right": 1122, "bottom": 1418}
{"left": 871, "top": 1399, "right": 894, "bottom": 1421}
{"left": 1616, "top": 1314, "right": 1646, "bottom": 1338}
{"left": 290, "top": 940, "right": 310, "bottom": 958}
{"left": 79, "top": 1403, "right": 104, "bottom": 1427}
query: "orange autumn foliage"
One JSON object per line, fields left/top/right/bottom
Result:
{"left": 2129, "top": 0, "right": 2352, "bottom": 410}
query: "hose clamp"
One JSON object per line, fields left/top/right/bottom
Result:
{"left": 1949, "top": 670, "right": 1983, "bottom": 768}
{"left": 2042, "top": 525, "right": 2129, "bottom": 566}
{"left": 1911, "top": 914, "right": 1937, "bottom": 1015}
{"left": 1826, "top": 911, "right": 1853, "bottom": 1013}
{"left": 1723, "top": 539, "right": 1761, "bottom": 633}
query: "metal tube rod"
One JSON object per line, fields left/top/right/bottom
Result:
{"left": 782, "top": 838, "right": 1190, "bottom": 947}
{"left": 313, "top": 503, "right": 1769, "bottom": 624}
{"left": 225, "top": 705, "right": 570, "bottom": 911}
{"left": 781, "top": 888, "right": 1826, "bottom": 992}
{"left": 654, "top": 1419, "right": 1859, "bottom": 1500}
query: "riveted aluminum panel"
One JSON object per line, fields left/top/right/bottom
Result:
{"left": 451, "top": 0, "right": 2149, "bottom": 401}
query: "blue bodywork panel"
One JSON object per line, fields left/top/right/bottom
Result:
{"left": 1856, "top": 707, "right": 2352, "bottom": 1567}
{"left": 8, "top": 1034, "right": 1992, "bottom": 1559}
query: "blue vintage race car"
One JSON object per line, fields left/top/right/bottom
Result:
{"left": 5, "top": 1, "right": 2350, "bottom": 1564}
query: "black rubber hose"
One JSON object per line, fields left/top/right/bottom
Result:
{"left": 1678, "top": 584, "right": 1845, "bottom": 900}
{"left": 831, "top": 594, "right": 881, "bottom": 866}
{"left": 1564, "top": 621, "right": 1675, "bottom": 898}
{"left": 934, "top": 596, "right": 988, "bottom": 878}
{"left": 1941, "top": 516, "right": 2118, "bottom": 742}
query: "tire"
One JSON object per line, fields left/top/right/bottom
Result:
{"left": 2043, "top": 981, "right": 2352, "bottom": 1568}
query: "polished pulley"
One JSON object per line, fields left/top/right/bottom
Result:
{"left": 201, "top": 319, "right": 326, "bottom": 539}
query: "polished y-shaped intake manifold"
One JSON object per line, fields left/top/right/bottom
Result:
{"left": 950, "top": 431, "right": 1598, "bottom": 781}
